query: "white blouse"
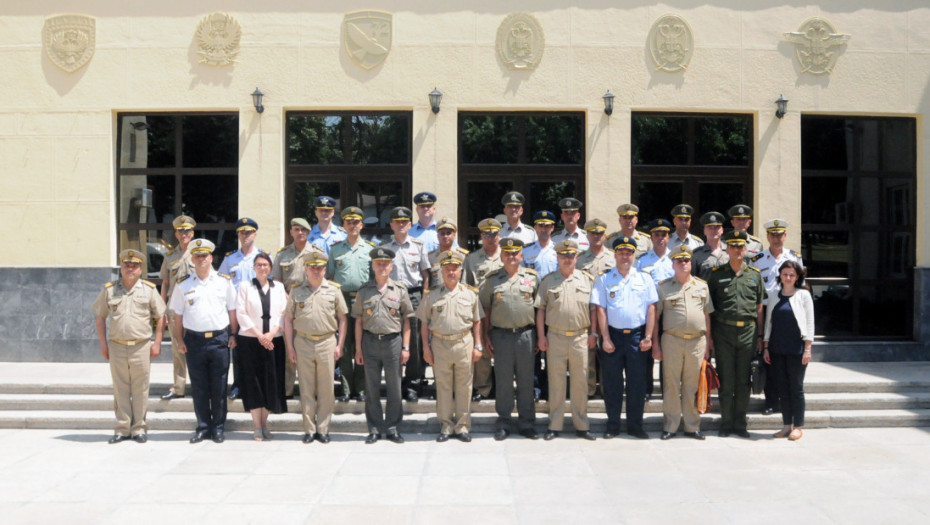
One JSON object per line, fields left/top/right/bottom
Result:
{"left": 236, "top": 279, "right": 287, "bottom": 337}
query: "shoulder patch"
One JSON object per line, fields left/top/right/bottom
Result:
{"left": 750, "top": 253, "right": 764, "bottom": 262}
{"left": 104, "top": 280, "right": 116, "bottom": 288}
{"left": 142, "top": 280, "right": 156, "bottom": 288}
{"left": 219, "top": 273, "right": 232, "bottom": 280}
{"left": 225, "top": 250, "right": 235, "bottom": 257}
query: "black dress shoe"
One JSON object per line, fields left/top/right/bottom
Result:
{"left": 365, "top": 433, "right": 380, "bottom": 444}
{"left": 661, "top": 431, "right": 675, "bottom": 440}
{"left": 628, "top": 429, "right": 649, "bottom": 439}
{"left": 336, "top": 394, "right": 350, "bottom": 403}
{"left": 212, "top": 431, "right": 225, "bottom": 443}
{"left": 133, "top": 434, "right": 148, "bottom": 444}
{"left": 454, "top": 432, "right": 472, "bottom": 443}
{"left": 356, "top": 393, "right": 367, "bottom": 402}
{"left": 405, "top": 391, "right": 419, "bottom": 402}
{"left": 519, "top": 429, "right": 539, "bottom": 440}
{"left": 733, "top": 429, "right": 751, "bottom": 439}
{"left": 436, "top": 433, "right": 450, "bottom": 443}
{"left": 494, "top": 429, "right": 510, "bottom": 441}
{"left": 108, "top": 435, "right": 129, "bottom": 444}
{"left": 718, "top": 429, "right": 731, "bottom": 438}
{"left": 160, "top": 392, "right": 183, "bottom": 401}
{"left": 190, "top": 430, "right": 211, "bottom": 444}
{"left": 603, "top": 431, "right": 617, "bottom": 439}
{"left": 385, "top": 431, "right": 404, "bottom": 444}
{"left": 227, "top": 387, "right": 239, "bottom": 400}
{"left": 316, "top": 433, "right": 331, "bottom": 444}
{"left": 684, "top": 431, "right": 706, "bottom": 440}
{"left": 302, "top": 433, "right": 315, "bottom": 444}
{"left": 762, "top": 407, "right": 775, "bottom": 415}
{"left": 543, "top": 430, "right": 559, "bottom": 441}
{"left": 471, "top": 393, "right": 485, "bottom": 402}
{"left": 576, "top": 430, "right": 596, "bottom": 441}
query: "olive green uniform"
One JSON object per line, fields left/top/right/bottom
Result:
{"left": 706, "top": 264, "right": 764, "bottom": 433}
{"left": 691, "top": 244, "right": 728, "bottom": 280}
{"left": 577, "top": 249, "right": 615, "bottom": 396}
{"left": 92, "top": 279, "right": 166, "bottom": 437}
{"left": 274, "top": 242, "right": 325, "bottom": 397}
{"left": 159, "top": 247, "right": 192, "bottom": 396}
{"left": 463, "top": 248, "right": 503, "bottom": 397}
{"left": 327, "top": 238, "right": 374, "bottom": 398}
{"left": 656, "top": 276, "right": 714, "bottom": 433}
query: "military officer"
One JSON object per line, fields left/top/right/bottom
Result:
{"left": 750, "top": 218, "right": 804, "bottom": 415}
{"left": 417, "top": 249, "right": 483, "bottom": 442}
{"left": 427, "top": 217, "right": 468, "bottom": 290}
{"left": 500, "top": 191, "right": 538, "bottom": 244}
{"left": 691, "top": 211, "right": 729, "bottom": 280}
{"left": 353, "top": 247, "right": 414, "bottom": 444}
{"left": 308, "top": 196, "right": 347, "bottom": 254}
{"left": 410, "top": 191, "right": 444, "bottom": 252}
{"left": 93, "top": 249, "right": 166, "bottom": 444}
{"left": 464, "top": 218, "right": 504, "bottom": 401}
{"left": 326, "top": 206, "right": 375, "bottom": 403}
{"left": 218, "top": 217, "right": 264, "bottom": 401}
{"left": 284, "top": 252, "right": 348, "bottom": 444}
{"left": 577, "top": 218, "right": 615, "bottom": 398}
{"left": 635, "top": 218, "right": 675, "bottom": 284}
{"left": 728, "top": 204, "right": 764, "bottom": 255}
{"left": 479, "top": 238, "right": 540, "bottom": 440}
{"left": 653, "top": 246, "right": 714, "bottom": 440}
{"left": 383, "top": 206, "right": 431, "bottom": 402}
{"left": 668, "top": 204, "right": 705, "bottom": 252}
{"left": 169, "top": 239, "right": 238, "bottom": 444}
{"left": 551, "top": 197, "right": 589, "bottom": 252}
{"left": 521, "top": 210, "right": 559, "bottom": 277}
{"left": 536, "top": 240, "right": 597, "bottom": 441}
{"left": 606, "top": 204, "right": 652, "bottom": 259}
{"left": 159, "top": 214, "right": 196, "bottom": 401}
{"left": 592, "top": 236, "right": 658, "bottom": 439}
{"left": 706, "top": 230, "right": 765, "bottom": 438}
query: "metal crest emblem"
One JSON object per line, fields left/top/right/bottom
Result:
{"left": 343, "top": 11, "right": 392, "bottom": 70}
{"left": 196, "top": 12, "right": 242, "bottom": 67}
{"left": 648, "top": 14, "right": 693, "bottom": 72}
{"left": 43, "top": 15, "right": 96, "bottom": 73}
{"left": 784, "top": 17, "right": 850, "bottom": 75}
{"left": 497, "top": 12, "right": 545, "bottom": 70}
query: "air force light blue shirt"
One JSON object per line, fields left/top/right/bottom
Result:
{"left": 309, "top": 224, "right": 347, "bottom": 255}
{"left": 591, "top": 267, "right": 658, "bottom": 329}
{"left": 634, "top": 250, "right": 674, "bottom": 286}
{"left": 217, "top": 248, "right": 264, "bottom": 289}
{"left": 521, "top": 241, "right": 558, "bottom": 277}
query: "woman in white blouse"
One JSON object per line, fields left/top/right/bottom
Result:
{"left": 762, "top": 260, "right": 814, "bottom": 441}
{"left": 236, "top": 252, "right": 288, "bottom": 441}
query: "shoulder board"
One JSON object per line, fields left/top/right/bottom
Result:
{"left": 142, "top": 280, "right": 156, "bottom": 288}
{"left": 791, "top": 250, "right": 802, "bottom": 258}
{"left": 747, "top": 266, "right": 760, "bottom": 272}
{"left": 692, "top": 276, "right": 707, "bottom": 283}
{"left": 456, "top": 247, "right": 469, "bottom": 254}
{"left": 328, "top": 281, "right": 342, "bottom": 288}
{"left": 367, "top": 240, "right": 375, "bottom": 246}
{"left": 176, "top": 274, "right": 191, "bottom": 284}
{"left": 485, "top": 268, "right": 502, "bottom": 278}
{"left": 599, "top": 269, "right": 611, "bottom": 276}
{"left": 523, "top": 268, "right": 537, "bottom": 276}
{"left": 277, "top": 246, "right": 287, "bottom": 253}
{"left": 104, "top": 280, "right": 116, "bottom": 288}
{"left": 711, "top": 265, "right": 722, "bottom": 272}
{"left": 337, "top": 226, "right": 346, "bottom": 232}
{"left": 219, "top": 273, "right": 232, "bottom": 280}
{"left": 581, "top": 270, "right": 594, "bottom": 281}
{"left": 225, "top": 250, "right": 235, "bottom": 257}
{"left": 166, "top": 248, "right": 177, "bottom": 256}
{"left": 409, "top": 237, "right": 424, "bottom": 245}
{"left": 659, "top": 277, "right": 674, "bottom": 285}
{"left": 290, "top": 282, "right": 300, "bottom": 290}
{"left": 465, "top": 284, "right": 479, "bottom": 293}
{"left": 750, "top": 253, "right": 764, "bottom": 262}
{"left": 525, "top": 242, "right": 538, "bottom": 248}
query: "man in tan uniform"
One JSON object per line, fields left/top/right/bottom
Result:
{"left": 653, "top": 245, "right": 714, "bottom": 440}
{"left": 427, "top": 217, "right": 468, "bottom": 290}
{"left": 93, "top": 249, "right": 166, "bottom": 443}
{"left": 159, "top": 215, "right": 195, "bottom": 401}
{"left": 606, "top": 204, "right": 652, "bottom": 259}
{"left": 418, "top": 250, "right": 483, "bottom": 442}
{"left": 284, "top": 251, "right": 348, "bottom": 444}
{"left": 464, "top": 217, "right": 504, "bottom": 402}
{"left": 536, "top": 240, "right": 597, "bottom": 441}
{"left": 577, "top": 218, "right": 615, "bottom": 398}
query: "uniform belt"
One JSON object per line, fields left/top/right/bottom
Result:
{"left": 715, "top": 317, "right": 755, "bottom": 328}
{"left": 549, "top": 327, "right": 589, "bottom": 337}
{"left": 430, "top": 330, "right": 470, "bottom": 341}
{"left": 295, "top": 330, "right": 336, "bottom": 341}
{"left": 664, "top": 330, "right": 704, "bottom": 340}
{"left": 364, "top": 331, "right": 399, "bottom": 340}
{"left": 608, "top": 326, "right": 644, "bottom": 335}
{"left": 492, "top": 325, "right": 533, "bottom": 333}
{"left": 186, "top": 329, "right": 228, "bottom": 339}
{"left": 110, "top": 338, "right": 149, "bottom": 346}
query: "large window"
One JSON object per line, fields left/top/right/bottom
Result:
{"left": 458, "top": 112, "right": 585, "bottom": 249}
{"left": 286, "top": 112, "right": 412, "bottom": 244}
{"left": 116, "top": 113, "right": 239, "bottom": 277}
{"left": 801, "top": 116, "right": 916, "bottom": 338}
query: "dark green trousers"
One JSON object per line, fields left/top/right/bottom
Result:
{"left": 338, "top": 312, "right": 366, "bottom": 397}
{"left": 713, "top": 321, "right": 755, "bottom": 432}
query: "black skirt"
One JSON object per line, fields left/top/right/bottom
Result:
{"left": 238, "top": 335, "right": 287, "bottom": 414}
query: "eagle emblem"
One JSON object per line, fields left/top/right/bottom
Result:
{"left": 196, "top": 12, "right": 242, "bottom": 67}
{"left": 496, "top": 13, "right": 545, "bottom": 70}
{"left": 784, "top": 17, "right": 850, "bottom": 75}
{"left": 43, "top": 15, "right": 96, "bottom": 73}
{"left": 343, "top": 11, "right": 392, "bottom": 70}
{"left": 648, "top": 14, "right": 693, "bottom": 72}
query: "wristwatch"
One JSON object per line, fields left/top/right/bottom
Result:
{"left": 402, "top": 346, "right": 410, "bottom": 351}
{"left": 475, "top": 345, "right": 484, "bottom": 352}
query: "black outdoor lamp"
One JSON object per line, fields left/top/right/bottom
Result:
{"left": 775, "top": 94, "right": 788, "bottom": 119}
{"left": 252, "top": 87, "right": 264, "bottom": 114}
{"left": 603, "top": 90, "right": 615, "bottom": 116}
{"left": 429, "top": 88, "right": 443, "bottom": 114}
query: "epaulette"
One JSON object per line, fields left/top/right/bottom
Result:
{"left": 177, "top": 274, "right": 191, "bottom": 284}
{"left": 523, "top": 267, "right": 537, "bottom": 275}
{"left": 524, "top": 241, "right": 538, "bottom": 248}
{"left": 581, "top": 270, "right": 594, "bottom": 281}
{"left": 166, "top": 248, "right": 176, "bottom": 256}
{"left": 791, "top": 250, "right": 802, "bottom": 258}
{"left": 711, "top": 265, "right": 722, "bottom": 272}
{"left": 750, "top": 253, "right": 765, "bottom": 262}
{"left": 659, "top": 277, "right": 675, "bottom": 285}
{"left": 747, "top": 266, "right": 761, "bottom": 272}
{"left": 456, "top": 246, "right": 469, "bottom": 254}
{"left": 290, "top": 282, "right": 301, "bottom": 289}
{"left": 465, "top": 284, "right": 479, "bottom": 293}
{"left": 329, "top": 281, "right": 342, "bottom": 287}
{"left": 277, "top": 246, "right": 287, "bottom": 253}
{"left": 219, "top": 273, "right": 232, "bottom": 280}
{"left": 692, "top": 276, "right": 707, "bottom": 283}
{"left": 225, "top": 250, "right": 235, "bottom": 257}
{"left": 599, "top": 269, "right": 611, "bottom": 275}
{"left": 367, "top": 240, "right": 375, "bottom": 246}
{"left": 409, "top": 237, "right": 424, "bottom": 245}
{"left": 142, "top": 280, "right": 156, "bottom": 288}
{"left": 104, "top": 280, "right": 116, "bottom": 288}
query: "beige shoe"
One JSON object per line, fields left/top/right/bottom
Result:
{"left": 788, "top": 428, "right": 803, "bottom": 441}
{"left": 773, "top": 428, "right": 791, "bottom": 438}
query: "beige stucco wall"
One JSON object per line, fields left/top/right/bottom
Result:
{"left": 1, "top": 1, "right": 928, "bottom": 266}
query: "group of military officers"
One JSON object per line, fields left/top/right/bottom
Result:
{"left": 94, "top": 188, "right": 803, "bottom": 443}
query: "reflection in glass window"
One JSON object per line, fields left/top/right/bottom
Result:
{"left": 461, "top": 114, "right": 583, "bottom": 165}
{"left": 632, "top": 114, "right": 750, "bottom": 166}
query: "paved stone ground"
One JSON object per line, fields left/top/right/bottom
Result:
{"left": 1, "top": 426, "right": 929, "bottom": 524}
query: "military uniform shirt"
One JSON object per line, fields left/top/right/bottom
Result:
{"left": 309, "top": 224, "right": 347, "bottom": 255}
{"left": 668, "top": 232, "right": 705, "bottom": 252}
{"left": 551, "top": 228, "right": 590, "bottom": 252}
{"left": 535, "top": 270, "right": 594, "bottom": 332}
{"left": 218, "top": 248, "right": 264, "bottom": 289}
{"left": 285, "top": 280, "right": 348, "bottom": 335}
{"left": 326, "top": 238, "right": 374, "bottom": 293}
{"left": 272, "top": 243, "right": 324, "bottom": 290}
{"left": 416, "top": 283, "right": 483, "bottom": 335}
{"left": 706, "top": 265, "right": 765, "bottom": 320}
{"left": 744, "top": 233, "right": 764, "bottom": 256}
{"left": 351, "top": 279, "right": 414, "bottom": 334}
{"left": 169, "top": 270, "right": 237, "bottom": 331}
{"left": 384, "top": 236, "right": 430, "bottom": 289}
{"left": 464, "top": 248, "right": 503, "bottom": 288}
{"left": 691, "top": 244, "right": 729, "bottom": 280}
{"left": 577, "top": 248, "right": 616, "bottom": 277}
{"left": 479, "top": 267, "right": 538, "bottom": 328}
{"left": 606, "top": 230, "right": 652, "bottom": 259}
{"left": 591, "top": 268, "right": 658, "bottom": 329}
{"left": 428, "top": 247, "right": 468, "bottom": 289}
{"left": 500, "top": 222, "right": 538, "bottom": 244}
{"left": 750, "top": 249, "right": 804, "bottom": 298}
{"left": 159, "top": 247, "right": 192, "bottom": 298}
{"left": 656, "top": 277, "right": 715, "bottom": 334}
{"left": 636, "top": 250, "right": 675, "bottom": 285}
{"left": 520, "top": 241, "right": 558, "bottom": 277}
{"left": 410, "top": 221, "right": 439, "bottom": 252}
{"left": 92, "top": 279, "right": 166, "bottom": 341}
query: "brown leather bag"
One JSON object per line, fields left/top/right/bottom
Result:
{"left": 697, "top": 360, "right": 721, "bottom": 414}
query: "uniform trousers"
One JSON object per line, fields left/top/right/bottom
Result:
{"left": 491, "top": 327, "right": 536, "bottom": 431}
{"left": 770, "top": 352, "right": 807, "bottom": 427}
{"left": 473, "top": 336, "right": 494, "bottom": 397}
{"left": 183, "top": 330, "right": 230, "bottom": 434}
{"left": 361, "top": 331, "right": 403, "bottom": 433}
{"left": 600, "top": 326, "right": 646, "bottom": 434}
{"left": 284, "top": 351, "right": 299, "bottom": 397}
{"left": 337, "top": 311, "right": 366, "bottom": 397}
{"left": 713, "top": 321, "right": 755, "bottom": 432}
{"left": 402, "top": 290, "right": 425, "bottom": 396}
{"left": 167, "top": 311, "right": 187, "bottom": 395}
{"left": 660, "top": 333, "right": 705, "bottom": 433}
{"left": 546, "top": 331, "right": 589, "bottom": 432}
{"left": 295, "top": 335, "right": 336, "bottom": 435}
{"left": 432, "top": 334, "right": 474, "bottom": 435}
{"left": 587, "top": 338, "right": 604, "bottom": 397}
{"left": 109, "top": 340, "right": 151, "bottom": 437}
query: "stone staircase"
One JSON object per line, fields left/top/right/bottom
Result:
{"left": 1, "top": 362, "right": 929, "bottom": 434}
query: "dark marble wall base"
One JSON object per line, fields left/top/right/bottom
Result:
{"left": 914, "top": 267, "right": 930, "bottom": 344}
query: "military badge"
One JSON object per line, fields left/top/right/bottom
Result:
{"left": 437, "top": 305, "right": 444, "bottom": 313}
{"left": 610, "top": 292, "right": 616, "bottom": 298}
{"left": 343, "top": 11, "right": 393, "bottom": 70}
{"left": 188, "top": 299, "right": 194, "bottom": 305}
{"left": 337, "top": 260, "right": 343, "bottom": 267}
{"left": 553, "top": 292, "right": 560, "bottom": 300}
{"left": 495, "top": 293, "right": 503, "bottom": 300}
{"left": 298, "top": 302, "right": 305, "bottom": 308}
{"left": 648, "top": 14, "right": 693, "bottom": 72}
{"left": 366, "top": 308, "right": 373, "bottom": 315}
{"left": 523, "top": 292, "right": 531, "bottom": 300}
{"left": 43, "top": 15, "right": 96, "bottom": 73}
{"left": 390, "top": 308, "right": 397, "bottom": 315}
{"left": 496, "top": 12, "right": 545, "bottom": 70}
{"left": 784, "top": 17, "right": 850, "bottom": 75}
{"left": 195, "top": 12, "right": 242, "bottom": 66}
